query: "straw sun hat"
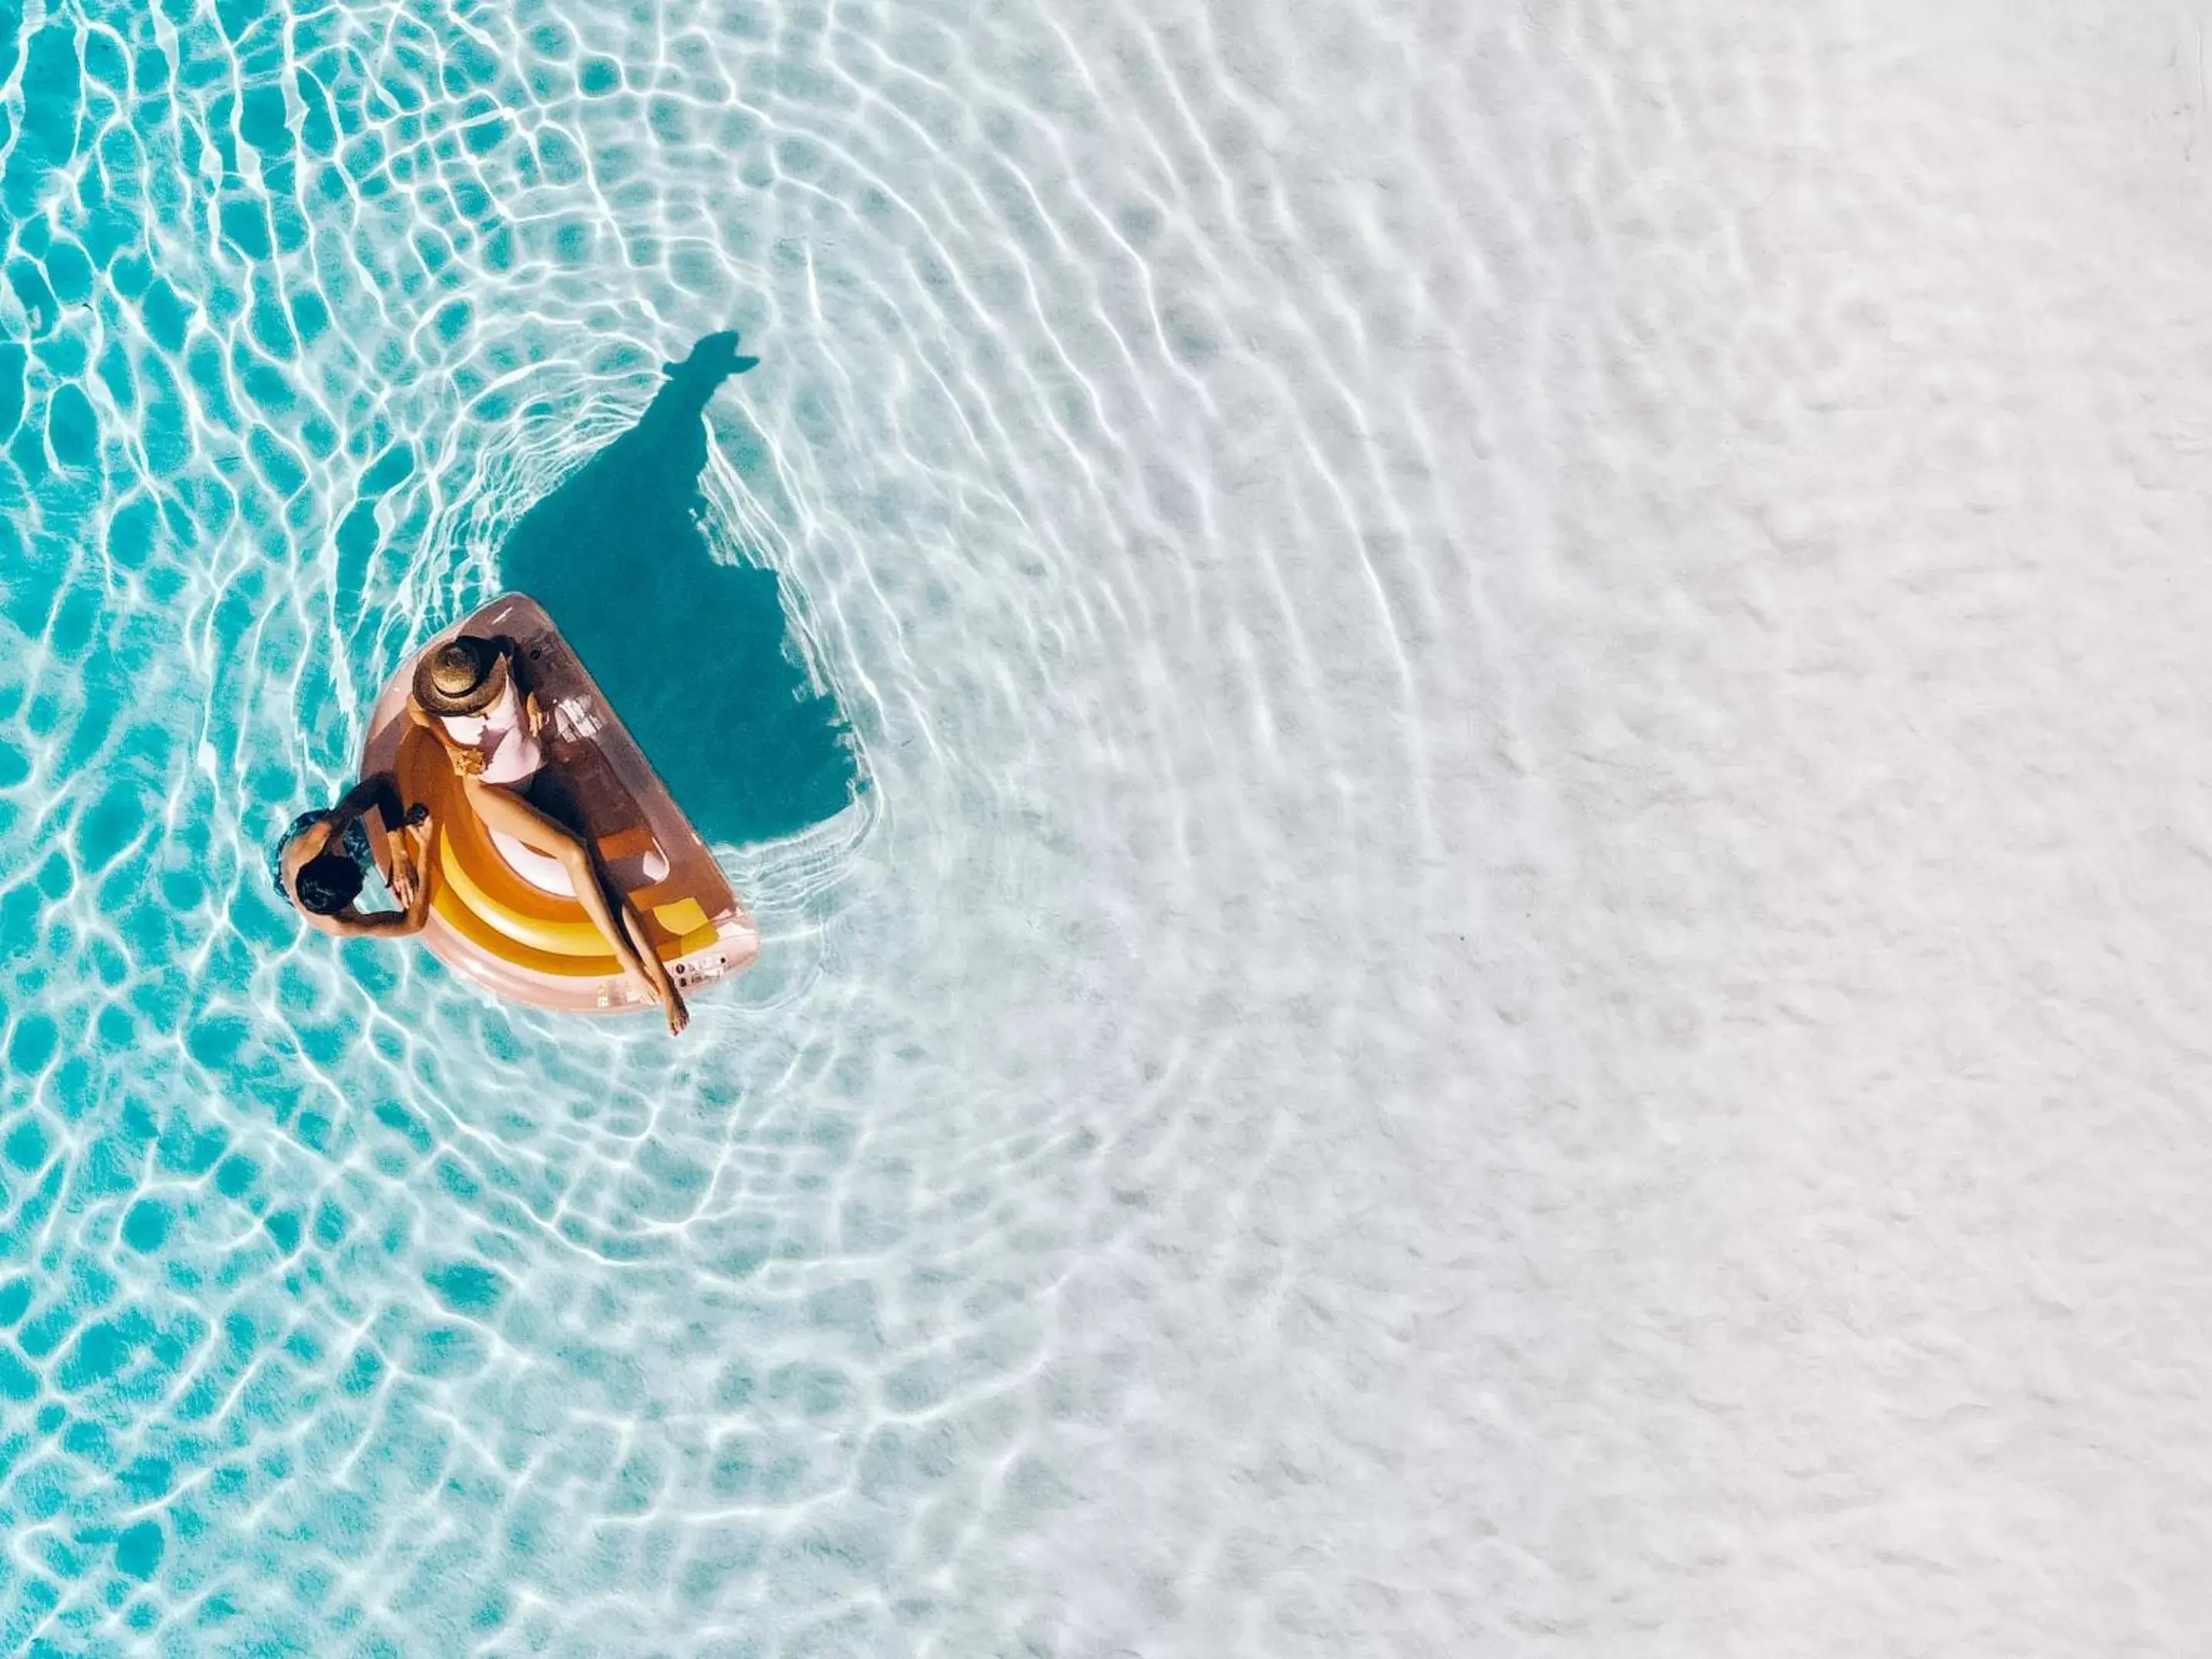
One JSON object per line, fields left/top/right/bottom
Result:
{"left": 412, "top": 634, "right": 511, "bottom": 717}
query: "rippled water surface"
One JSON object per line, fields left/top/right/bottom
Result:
{"left": 12, "top": 0, "right": 2212, "bottom": 1653}
{"left": 0, "top": 0, "right": 1499, "bottom": 1649}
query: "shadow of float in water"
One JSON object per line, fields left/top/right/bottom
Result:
{"left": 496, "top": 332, "right": 859, "bottom": 849}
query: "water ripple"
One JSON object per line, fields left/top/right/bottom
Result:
{"left": 0, "top": 0, "right": 1534, "bottom": 1651}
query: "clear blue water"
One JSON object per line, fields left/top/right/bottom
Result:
{"left": 11, "top": 5, "right": 2207, "bottom": 1654}
{"left": 0, "top": 0, "right": 1490, "bottom": 1652}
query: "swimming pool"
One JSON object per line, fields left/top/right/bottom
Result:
{"left": 11, "top": 0, "right": 2212, "bottom": 1654}
{"left": 1, "top": 0, "right": 1498, "bottom": 1647}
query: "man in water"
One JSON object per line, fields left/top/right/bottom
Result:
{"left": 272, "top": 776, "right": 435, "bottom": 937}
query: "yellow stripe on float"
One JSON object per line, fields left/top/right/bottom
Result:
{"left": 438, "top": 828, "right": 609, "bottom": 958}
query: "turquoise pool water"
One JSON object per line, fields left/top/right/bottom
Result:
{"left": 0, "top": 0, "right": 1505, "bottom": 1652}
{"left": 14, "top": 3, "right": 2212, "bottom": 1652}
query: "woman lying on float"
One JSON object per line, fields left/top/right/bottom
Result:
{"left": 405, "top": 634, "right": 690, "bottom": 1035}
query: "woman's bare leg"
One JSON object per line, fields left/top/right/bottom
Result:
{"left": 575, "top": 828, "right": 688, "bottom": 1035}
{"left": 610, "top": 882, "right": 689, "bottom": 1035}
{"left": 459, "top": 777, "right": 667, "bottom": 1009}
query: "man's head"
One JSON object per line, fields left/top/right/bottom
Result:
{"left": 293, "top": 853, "right": 364, "bottom": 916}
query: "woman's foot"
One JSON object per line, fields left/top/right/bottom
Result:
{"left": 629, "top": 957, "right": 689, "bottom": 1036}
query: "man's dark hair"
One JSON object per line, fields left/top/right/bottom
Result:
{"left": 294, "top": 854, "right": 364, "bottom": 916}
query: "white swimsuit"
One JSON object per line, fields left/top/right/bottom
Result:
{"left": 439, "top": 684, "right": 578, "bottom": 894}
{"left": 439, "top": 684, "right": 545, "bottom": 786}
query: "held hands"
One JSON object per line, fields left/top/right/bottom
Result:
{"left": 389, "top": 819, "right": 432, "bottom": 907}
{"left": 449, "top": 744, "right": 486, "bottom": 777}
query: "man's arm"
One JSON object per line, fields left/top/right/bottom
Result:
{"left": 320, "top": 821, "right": 435, "bottom": 939}
{"left": 328, "top": 773, "right": 409, "bottom": 892}
{"left": 327, "top": 771, "right": 400, "bottom": 830}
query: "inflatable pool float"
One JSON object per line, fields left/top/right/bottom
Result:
{"left": 359, "top": 593, "right": 760, "bottom": 1014}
